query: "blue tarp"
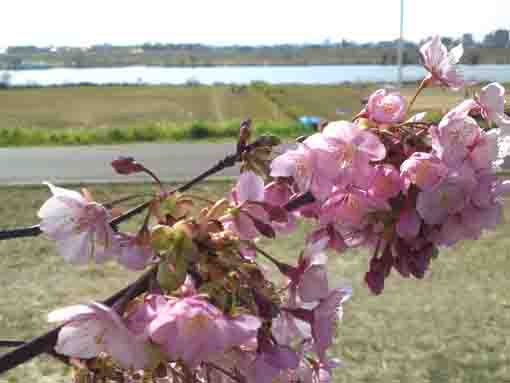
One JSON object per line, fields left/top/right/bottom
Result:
{"left": 299, "top": 116, "right": 321, "bottom": 126}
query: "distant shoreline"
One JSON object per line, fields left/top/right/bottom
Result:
{"left": 5, "top": 62, "right": 510, "bottom": 72}
{"left": 2, "top": 46, "right": 509, "bottom": 70}
{"left": 3, "top": 64, "right": 510, "bottom": 89}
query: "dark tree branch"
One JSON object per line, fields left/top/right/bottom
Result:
{"left": 0, "top": 147, "right": 243, "bottom": 241}
{"left": 0, "top": 266, "right": 155, "bottom": 374}
{"left": 283, "top": 190, "right": 316, "bottom": 212}
{"left": 0, "top": 341, "right": 25, "bottom": 348}
{"left": 0, "top": 225, "right": 42, "bottom": 240}
{"left": 206, "top": 362, "right": 241, "bottom": 383}
{"left": 0, "top": 141, "right": 251, "bottom": 374}
{"left": 0, "top": 136, "right": 296, "bottom": 375}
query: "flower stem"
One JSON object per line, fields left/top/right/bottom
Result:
{"left": 0, "top": 121, "right": 285, "bottom": 373}
{"left": 407, "top": 78, "right": 429, "bottom": 116}
{"left": 206, "top": 363, "right": 241, "bottom": 383}
{"left": 179, "top": 193, "right": 217, "bottom": 205}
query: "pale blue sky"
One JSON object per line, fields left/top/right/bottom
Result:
{"left": 1, "top": 0, "right": 508, "bottom": 47}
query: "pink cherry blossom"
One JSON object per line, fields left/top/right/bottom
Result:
{"left": 125, "top": 294, "right": 173, "bottom": 340}
{"left": 311, "top": 287, "right": 351, "bottom": 361}
{"left": 478, "top": 82, "right": 510, "bottom": 131}
{"left": 242, "top": 344, "right": 300, "bottom": 383}
{"left": 462, "top": 203, "right": 503, "bottom": 235}
{"left": 431, "top": 115, "right": 481, "bottom": 166}
{"left": 38, "top": 183, "right": 116, "bottom": 264}
{"left": 400, "top": 152, "right": 448, "bottom": 191}
{"left": 454, "top": 83, "right": 510, "bottom": 131}
{"left": 397, "top": 208, "right": 422, "bottom": 240}
{"left": 470, "top": 173, "right": 499, "bottom": 208}
{"left": 296, "top": 198, "right": 322, "bottom": 220}
{"left": 368, "top": 164, "right": 404, "bottom": 200}
{"left": 285, "top": 239, "right": 330, "bottom": 303}
{"left": 436, "top": 214, "right": 473, "bottom": 246}
{"left": 270, "top": 136, "right": 338, "bottom": 200}
{"left": 433, "top": 204, "right": 503, "bottom": 247}
{"left": 264, "top": 180, "right": 297, "bottom": 234}
{"left": 281, "top": 357, "right": 342, "bottom": 383}
{"left": 494, "top": 179, "right": 510, "bottom": 196}
{"left": 220, "top": 171, "right": 272, "bottom": 240}
{"left": 271, "top": 310, "right": 312, "bottom": 347}
{"left": 366, "top": 89, "right": 407, "bottom": 124}
{"left": 320, "top": 187, "right": 390, "bottom": 228}
{"left": 307, "top": 223, "right": 347, "bottom": 254}
{"left": 149, "top": 295, "right": 261, "bottom": 366}
{"left": 469, "top": 129, "right": 500, "bottom": 170}
{"left": 416, "top": 168, "right": 476, "bottom": 225}
{"left": 321, "top": 121, "right": 386, "bottom": 188}
{"left": 115, "top": 231, "right": 155, "bottom": 271}
{"left": 393, "top": 238, "right": 436, "bottom": 279}
{"left": 48, "top": 302, "right": 150, "bottom": 370}
{"left": 419, "top": 35, "right": 465, "bottom": 90}
{"left": 282, "top": 286, "right": 352, "bottom": 361}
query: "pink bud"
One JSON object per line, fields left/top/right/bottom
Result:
{"left": 367, "top": 89, "right": 407, "bottom": 124}
{"left": 111, "top": 156, "right": 145, "bottom": 175}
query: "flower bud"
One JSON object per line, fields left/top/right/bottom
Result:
{"left": 367, "top": 89, "right": 407, "bottom": 125}
{"left": 238, "top": 119, "right": 252, "bottom": 152}
{"left": 150, "top": 224, "right": 175, "bottom": 252}
{"left": 157, "top": 255, "right": 187, "bottom": 293}
{"left": 111, "top": 156, "right": 144, "bottom": 175}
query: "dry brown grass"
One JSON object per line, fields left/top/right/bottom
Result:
{"left": 0, "top": 182, "right": 509, "bottom": 382}
{"left": 0, "top": 83, "right": 480, "bottom": 131}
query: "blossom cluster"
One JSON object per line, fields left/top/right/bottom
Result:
{"left": 37, "top": 36, "right": 509, "bottom": 382}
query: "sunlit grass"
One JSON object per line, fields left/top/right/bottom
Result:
{"left": 0, "top": 83, "right": 484, "bottom": 147}
{"left": 1, "top": 183, "right": 509, "bottom": 382}
{"left": 0, "top": 120, "right": 316, "bottom": 147}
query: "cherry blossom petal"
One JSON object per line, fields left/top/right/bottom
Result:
{"left": 397, "top": 209, "right": 421, "bottom": 239}
{"left": 55, "top": 231, "right": 93, "bottom": 264}
{"left": 48, "top": 304, "right": 96, "bottom": 323}
{"left": 298, "top": 265, "right": 329, "bottom": 302}
{"left": 237, "top": 171, "right": 265, "bottom": 203}
{"left": 55, "top": 320, "right": 105, "bottom": 359}
{"left": 480, "top": 82, "right": 506, "bottom": 118}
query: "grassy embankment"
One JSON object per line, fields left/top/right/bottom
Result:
{"left": 0, "top": 182, "right": 509, "bottom": 382}
{"left": 0, "top": 82, "right": 478, "bottom": 147}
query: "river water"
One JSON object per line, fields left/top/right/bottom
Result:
{"left": 2, "top": 65, "right": 510, "bottom": 86}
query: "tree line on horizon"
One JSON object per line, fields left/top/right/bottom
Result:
{"left": 1, "top": 29, "right": 509, "bottom": 69}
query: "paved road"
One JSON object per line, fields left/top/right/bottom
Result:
{"left": 0, "top": 143, "right": 246, "bottom": 185}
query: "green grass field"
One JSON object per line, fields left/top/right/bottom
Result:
{"left": 0, "top": 182, "right": 509, "bottom": 382}
{"left": 0, "top": 83, "right": 479, "bottom": 146}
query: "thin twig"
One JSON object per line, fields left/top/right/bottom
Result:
{"left": 0, "top": 263, "right": 156, "bottom": 374}
{"left": 283, "top": 190, "right": 316, "bottom": 212}
{"left": 0, "top": 154, "right": 241, "bottom": 241}
{"left": 112, "top": 266, "right": 157, "bottom": 314}
{"left": 0, "top": 143, "right": 250, "bottom": 374}
{"left": 249, "top": 242, "right": 287, "bottom": 269}
{"left": 0, "top": 138, "right": 304, "bottom": 375}
{"left": 397, "top": 121, "right": 434, "bottom": 128}
{"left": 103, "top": 193, "right": 151, "bottom": 209}
{"left": 206, "top": 363, "right": 241, "bottom": 383}
{"left": 407, "top": 77, "right": 428, "bottom": 115}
